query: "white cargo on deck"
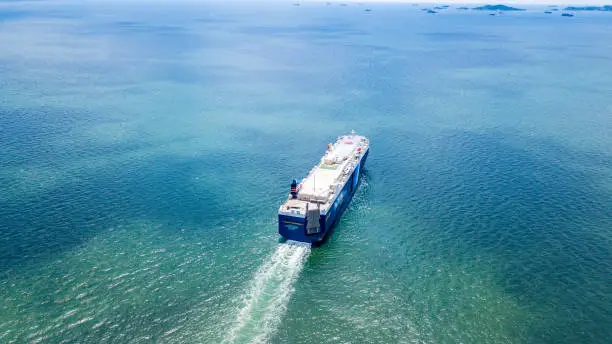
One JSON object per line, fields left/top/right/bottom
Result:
{"left": 298, "top": 167, "right": 342, "bottom": 202}
{"left": 296, "top": 134, "right": 366, "bottom": 205}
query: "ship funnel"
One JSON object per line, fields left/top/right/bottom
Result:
{"left": 290, "top": 179, "right": 298, "bottom": 199}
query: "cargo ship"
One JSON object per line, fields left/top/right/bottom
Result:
{"left": 278, "top": 131, "right": 369, "bottom": 244}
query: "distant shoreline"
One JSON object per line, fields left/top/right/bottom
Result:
{"left": 303, "top": 1, "right": 610, "bottom": 5}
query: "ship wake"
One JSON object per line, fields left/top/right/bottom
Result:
{"left": 223, "top": 241, "right": 311, "bottom": 344}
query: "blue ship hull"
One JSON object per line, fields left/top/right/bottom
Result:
{"left": 278, "top": 149, "right": 368, "bottom": 244}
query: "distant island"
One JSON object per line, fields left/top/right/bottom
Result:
{"left": 564, "top": 5, "right": 612, "bottom": 11}
{"left": 472, "top": 4, "right": 526, "bottom": 11}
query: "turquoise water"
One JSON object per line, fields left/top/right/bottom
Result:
{"left": 1, "top": 1, "right": 611, "bottom": 343}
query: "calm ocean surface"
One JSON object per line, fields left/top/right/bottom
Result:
{"left": 1, "top": 1, "right": 611, "bottom": 343}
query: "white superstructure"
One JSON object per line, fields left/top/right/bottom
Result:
{"left": 279, "top": 131, "right": 369, "bottom": 216}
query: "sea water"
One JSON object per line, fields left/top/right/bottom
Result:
{"left": 1, "top": 1, "right": 611, "bottom": 343}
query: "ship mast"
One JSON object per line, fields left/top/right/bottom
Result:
{"left": 313, "top": 173, "right": 316, "bottom": 202}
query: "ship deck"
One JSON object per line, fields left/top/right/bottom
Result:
{"left": 297, "top": 134, "right": 368, "bottom": 206}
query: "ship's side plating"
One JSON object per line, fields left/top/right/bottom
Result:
{"left": 278, "top": 133, "right": 369, "bottom": 244}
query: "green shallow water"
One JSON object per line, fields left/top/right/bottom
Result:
{"left": 1, "top": 1, "right": 611, "bottom": 343}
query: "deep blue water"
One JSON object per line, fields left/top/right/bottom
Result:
{"left": 1, "top": 1, "right": 611, "bottom": 343}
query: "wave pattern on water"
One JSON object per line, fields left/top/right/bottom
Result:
{"left": 224, "top": 241, "right": 311, "bottom": 344}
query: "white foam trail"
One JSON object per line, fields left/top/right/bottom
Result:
{"left": 224, "top": 241, "right": 311, "bottom": 344}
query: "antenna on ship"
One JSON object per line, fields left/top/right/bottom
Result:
{"left": 313, "top": 173, "right": 316, "bottom": 200}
